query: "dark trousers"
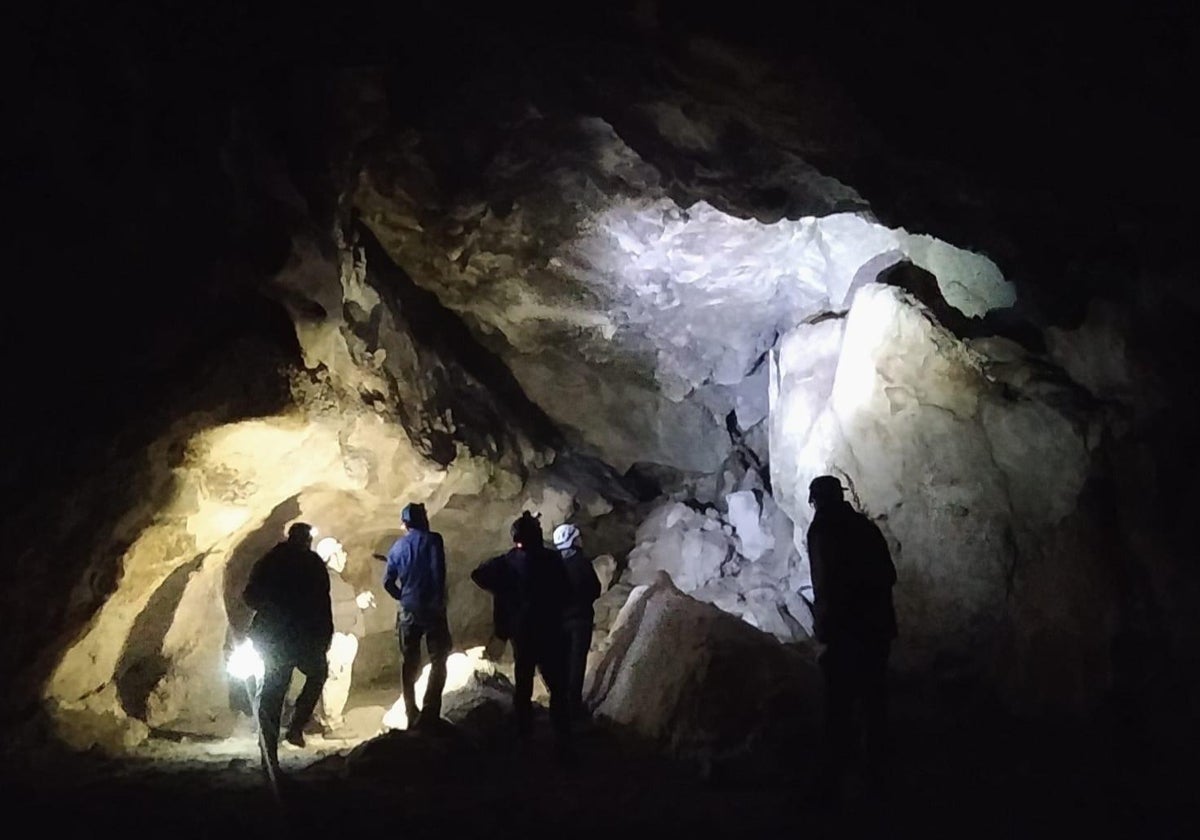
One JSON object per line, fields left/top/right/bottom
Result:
{"left": 513, "top": 628, "right": 570, "bottom": 745}
{"left": 255, "top": 643, "right": 328, "bottom": 769}
{"left": 398, "top": 611, "right": 452, "bottom": 726}
{"left": 564, "top": 622, "right": 592, "bottom": 718}
{"left": 818, "top": 638, "right": 891, "bottom": 794}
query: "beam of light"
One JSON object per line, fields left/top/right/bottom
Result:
{"left": 381, "top": 646, "right": 489, "bottom": 730}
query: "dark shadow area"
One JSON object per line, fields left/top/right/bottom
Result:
{"left": 115, "top": 554, "right": 208, "bottom": 721}
{"left": 877, "top": 259, "right": 1048, "bottom": 353}
{"left": 5, "top": 680, "right": 1198, "bottom": 838}
{"left": 350, "top": 219, "right": 564, "bottom": 466}
{"left": 0, "top": 327, "right": 301, "bottom": 732}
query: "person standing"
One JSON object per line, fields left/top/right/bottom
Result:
{"left": 383, "top": 502, "right": 451, "bottom": 730}
{"left": 553, "top": 523, "right": 601, "bottom": 721}
{"left": 806, "top": 475, "right": 898, "bottom": 805}
{"left": 472, "top": 511, "right": 574, "bottom": 760}
{"left": 315, "top": 536, "right": 376, "bottom": 733}
{"left": 242, "top": 522, "right": 333, "bottom": 777}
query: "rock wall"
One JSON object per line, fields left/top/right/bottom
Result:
{"left": 769, "top": 282, "right": 1120, "bottom": 712}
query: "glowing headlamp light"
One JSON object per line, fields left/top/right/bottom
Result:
{"left": 227, "top": 638, "right": 265, "bottom": 682}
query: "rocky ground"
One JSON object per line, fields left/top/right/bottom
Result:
{"left": 4, "top": 680, "right": 1195, "bottom": 839}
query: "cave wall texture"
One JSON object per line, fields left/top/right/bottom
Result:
{"left": 4, "top": 0, "right": 1197, "bottom": 755}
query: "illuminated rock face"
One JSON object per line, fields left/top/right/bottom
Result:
{"left": 587, "top": 573, "right": 822, "bottom": 767}
{"left": 380, "top": 647, "right": 512, "bottom": 732}
{"left": 769, "top": 284, "right": 1117, "bottom": 710}
{"left": 624, "top": 495, "right": 812, "bottom": 642}
{"left": 41, "top": 401, "right": 619, "bottom": 748}
{"left": 356, "top": 108, "right": 1014, "bottom": 472}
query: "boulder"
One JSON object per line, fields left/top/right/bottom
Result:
{"left": 586, "top": 573, "right": 822, "bottom": 772}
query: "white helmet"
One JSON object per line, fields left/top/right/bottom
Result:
{"left": 315, "top": 537, "right": 342, "bottom": 562}
{"left": 553, "top": 523, "right": 581, "bottom": 551}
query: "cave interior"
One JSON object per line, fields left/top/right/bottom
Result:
{"left": 3, "top": 0, "right": 1198, "bottom": 836}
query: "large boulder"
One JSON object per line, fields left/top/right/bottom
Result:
{"left": 586, "top": 573, "right": 822, "bottom": 772}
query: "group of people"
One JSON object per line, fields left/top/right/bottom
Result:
{"left": 470, "top": 510, "right": 601, "bottom": 760}
{"left": 241, "top": 502, "right": 602, "bottom": 775}
{"left": 241, "top": 474, "right": 897, "bottom": 804}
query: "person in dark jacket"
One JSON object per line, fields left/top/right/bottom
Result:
{"left": 384, "top": 502, "right": 451, "bottom": 729}
{"left": 471, "top": 511, "right": 573, "bottom": 756}
{"left": 243, "top": 522, "right": 333, "bottom": 776}
{"left": 805, "top": 475, "right": 898, "bottom": 804}
{"left": 552, "top": 522, "right": 601, "bottom": 721}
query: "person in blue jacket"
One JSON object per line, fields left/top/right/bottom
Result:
{"left": 383, "top": 502, "right": 451, "bottom": 729}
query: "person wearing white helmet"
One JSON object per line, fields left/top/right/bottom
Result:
{"left": 315, "top": 536, "right": 376, "bottom": 733}
{"left": 553, "top": 522, "right": 601, "bottom": 721}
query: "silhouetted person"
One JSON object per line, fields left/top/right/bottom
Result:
{"left": 553, "top": 522, "right": 601, "bottom": 722}
{"left": 243, "top": 522, "right": 333, "bottom": 777}
{"left": 383, "top": 502, "right": 450, "bottom": 729}
{"left": 806, "top": 475, "right": 898, "bottom": 805}
{"left": 472, "top": 511, "right": 574, "bottom": 759}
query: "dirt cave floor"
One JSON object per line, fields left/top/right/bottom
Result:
{"left": 3, "top": 680, "right": 1197, "bottom": 839}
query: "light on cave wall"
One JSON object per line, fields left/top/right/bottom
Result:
{"left": 381, "top": 646, "right": 490, "bottom": 730}
{"left": 575, "top": 201, "right": 1014, "bottom": 403}
{"left": 831, "top": 285, "right": 899, "bottom": 416}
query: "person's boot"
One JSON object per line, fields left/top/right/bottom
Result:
{"left": 259, "top": 732, "right": 282, "bottom": 791}
{"left": 417, "top": 696, "right": 442, "bottom": 731}
{"left": 401, "top": 683, "right": 420, "bottom": 731}
{"left": 283, "top": 724, "right": 305, "bottom": 748}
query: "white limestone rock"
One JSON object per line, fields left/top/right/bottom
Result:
{"left": 726, "top": 490, "right": 772, "bottom": 561}
{"left": 357, "top": 104, "right": 1014, "bottom": 474}
{"left": 624, "top": 497, "right": 809, "bottom": 642}
{"left": 769, "top": 283, "right": 1111, "bottom": 709}
{"left": 627, "top": 502, "right": 732, "bottom": 592}
{"left": 586, "top": 573, "right": 822, "bottom": 768}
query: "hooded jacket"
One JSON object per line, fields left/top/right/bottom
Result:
{"left": 383, "top": 527, "right": 447, "bottom": 618}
